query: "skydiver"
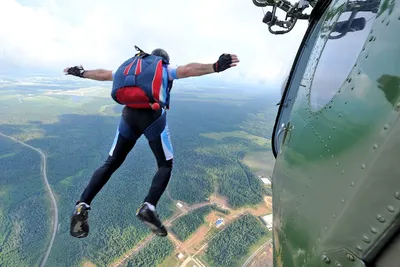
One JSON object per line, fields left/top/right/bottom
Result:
{"left": 64, "top": 48, "right": 239, "bottom": 238}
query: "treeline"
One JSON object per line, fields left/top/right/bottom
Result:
{"left": 123, "top": 237, "right": 174, "bottom": 267}
{"left": 169, "top": 136, "right": 268, "bottom": 209}
{"left": 205, "top": 214, "right": 269, "bottom": 267}
{"left": 211, "top": 204, "right": 230, "bottom": 215}
{"left": 171, "top": 205, "right": 213, "bottom": 241}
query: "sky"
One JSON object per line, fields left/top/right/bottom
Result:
{"left": 0, "top": 0, "right": 309, "bottom": 88}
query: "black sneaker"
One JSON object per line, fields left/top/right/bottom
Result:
{"left": 136, "top": 203, "right": 168, "bottom": 237}
{"left": 70, "top": 202, "right": 90, "bottom": 238}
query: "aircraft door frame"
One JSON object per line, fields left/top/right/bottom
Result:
{"left": 271, "top": 16, "right": 324, "bottom": 158}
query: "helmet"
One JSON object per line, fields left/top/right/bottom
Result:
{"left": 151, "top": 48, "right": 170, "bottom": 64}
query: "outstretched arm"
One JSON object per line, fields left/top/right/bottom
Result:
{"left": 63, "top": 66, "right": 113, "bottom": 81}
{"left": 82, "top": 69, "right": 113, "bottom": 81}
{"left": 175, "top": 54, "right": 239, "bottom": 79}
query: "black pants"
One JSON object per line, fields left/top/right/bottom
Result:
{"left": 78, "top": 106, "right": 174, "bottom": 206}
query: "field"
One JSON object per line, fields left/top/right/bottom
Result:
{"left": 242, "top": 150, "right": 275, "bottom": 177}
{"left": 236, "top": 235, "right": 272, "bottom": 267}
{"left": 247, "top": 242, "right": 274, "bottom": 267}
{"left": 200, "top": 131, "right": 271, "bottom": 147}
{"left": 82, "top": 260, "right": 97, "bottom": 267}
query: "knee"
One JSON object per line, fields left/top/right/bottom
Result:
{"left": 166, "top": 159, "right": 173, "bottom": 169}
{"left": 159, "top": 158, "right": 173, "bottom": 169}
{"left": 104, "top": 156, "right": 124, "bottom": 170}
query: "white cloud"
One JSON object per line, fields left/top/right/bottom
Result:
{"left": 0, "top": 0, "right": 308, "bottom": 88}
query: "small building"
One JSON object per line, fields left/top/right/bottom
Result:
{"left": 176, "top": 253, "right": 184, "bottom": 260}
{"left": 176, "top": 202, "right": 183, "bottom": 208}
{"left": 261, "top": 178, "right": 271, "bottom": 186}
{"left": 261, "top": 214, "right": 273, "bottom": 230}
{"left": 215, "top": 218, "right": 224, "bottom": 228}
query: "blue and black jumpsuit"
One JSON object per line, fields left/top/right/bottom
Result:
{"left": 78, "top": 65, "right": 178, "bottom": 206}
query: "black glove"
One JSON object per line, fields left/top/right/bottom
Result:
{"left": 65, "top": 65, "right": 85, "bottom": 78}
{"left": 213, "top": 54, "right": 233, "bottom": 73}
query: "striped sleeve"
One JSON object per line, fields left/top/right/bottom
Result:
{"left": 167, "top": 65, "right": 179, "bottom": 80}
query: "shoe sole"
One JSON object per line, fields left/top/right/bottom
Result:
{"left": 136, "top": 214, "right": 168, "bottom": 237}
{"left": 70, "top": 210, "right": 89, "bottom": 238}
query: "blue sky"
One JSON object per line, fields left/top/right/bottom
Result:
{"left": 0, "top": 0, "right": 309, "bottom": 88}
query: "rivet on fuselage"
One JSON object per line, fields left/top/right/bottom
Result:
{"left": 395, "top": 192, "right": 400, "bottom": 200}
{"left": 336, "top": 162, "right": 339, "bottom": 166}
{"left": 346, "top": 254, "right": 355, "bottom": 261}
{"left": 341, "top": 198, "right": 345, "bottom": 203}
{"left": 351, "top": 182, "right": 355, "bottom": 187}
{"left": 387, "top": 21, "right": 390, "bottom": 26}
{"left": 322, "top": 255, "right": 331, "bottom": 264}
{"left": 370, "top": 227, "right": 377, "bottom": 234}
{"left": 332, "top": 213, "right": 336, "bottom": 218}
{"left": 384, "top": 124, "right": 389, "bottom": 130}
{"left": 395, "top": 102, "right": 400, "bottom": 110}
{"left": 336, "top": 262, "right": 342, "bottom": 267}
{"left": 373, "top": 144, "right": 379, "bottom": 149}
{"left": 361, "top": 164, "right": 366, "bottom": 169}
{"left": 377, "top": 214, "right": 386, "bottom": 223}
{"left": 362, "top": 235, "right": 371, "bottom": 243}
{"left": 338, "top": 113, "right": 342, "bottom": 117}
{"left": 369, "top": 36, "right": 374, "bottom": 42}
{"left": 387, "top": 206, "right": 395, "bottom": 213}
{"left": 333, "top": 126, "right": 336, "bottom": 130}
{"left": 356, "top": 246, "right": 363, "bottom": 251}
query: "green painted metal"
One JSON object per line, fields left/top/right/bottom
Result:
{"left": 271, "top": 0, "right": 400, "bottom": 266}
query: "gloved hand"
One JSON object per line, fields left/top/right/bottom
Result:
{"left": 64, "top": 65, "right": 86, "bottom": 78}
{"left": 213, "top": 54, "right": 239, "bottom": 72}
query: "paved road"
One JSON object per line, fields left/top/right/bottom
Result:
{"left": 0, "top": 132, "right": 58, "bottom": 267}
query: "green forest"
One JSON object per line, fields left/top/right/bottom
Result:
{"left": 171, "top": 206, "right": 212, "bottom": 241}
{"left": 122, "top": 238, "right": 174, "bottom": 267}
{"left": 0, "top": 139, "right": 49, "bottom": 267}
{"left": 205, "top": 214, "right": 270, "bottom": 267}
{"left": 0, "top": 79, "right": 278, "bottom": 266}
